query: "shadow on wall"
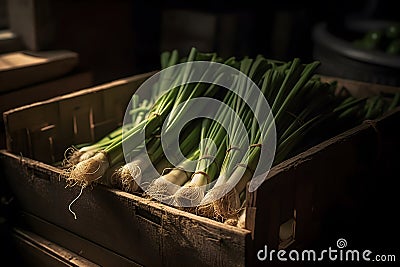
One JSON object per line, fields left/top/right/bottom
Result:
{"left": 159, "top": 6, "right": 315, "bottom": 62}
{"left": 3, "top": 0, "right": 399, "bottom": 84}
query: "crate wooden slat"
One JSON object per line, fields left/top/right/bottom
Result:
{"left": 3, "top": 72, "right": 153, "bottom": 163}
{"left": 1, "top": 71, "right": 399, "bottom": 266}
{"left": 1, "top": 150, "right": 250, "bottom": 267}
{"left": 17, "top": 212, "right": 142, "bottom": 266}
{"left": 247, "top": 121, "right": 373, "bottom": 250}
{"left": 12, "top": 227, "right": 99, "bottom": 267}
{"left": 246, "top": 103, "right": 400, "bottom": 255}
{"left": 0, "top": 50, "right": 79, "bottom": 93}
{"left": 1, "top": 71, "right": 250, "bottom": 266}
{"left": 0, "top": 71, "right": 92, "bottom": 122}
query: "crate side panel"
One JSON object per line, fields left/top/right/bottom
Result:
{"left": 161, "top": 212, "right": 248, "bottom": 267}
{"left": 0, "top": 152, "right": 163, "bottom": 267}
{"left": 0, "top": 151, "right": 250, "bottom": 267}
{"left": 250, "top": 109, "right": 399, "bottom": 253}
{"left": 4, "top": 72, "right": 153, "bottom": 161}
{"left": 17, "top": 212, "right": 142, "bottom": 266}
{"left": 58, "top": 93, "right": 103, "bottom": 148}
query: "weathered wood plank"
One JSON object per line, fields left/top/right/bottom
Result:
{"left": 0, "top": 150, "right": 250, "bottom": 267}
{"left": 250, "top": 107, "right": 400, "bottom": 254}
{"left": 13, "top": 227, "right": 100, "bottom": 267}
{"left": 3, "top": 72, "right": 154, "bottom": 163}
{"left": 18, "top": 212, "right": 142, "bottom": 266}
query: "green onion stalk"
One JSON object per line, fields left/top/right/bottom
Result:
{"left": 64, "top": 78, "right": 158, "bottom": 169}
{"left": 172, "top": 116, "right": 228, "bottom": 207}
{"left": 144, "top": 124, "right": 202, "bottom": 205}
{"left": 197, "top": 56, "right": 272, "bottom": 219}
{"left": 65, "top": 49, "right": 187, "bottom": 219}
{"left": 201, "top": 59, "right": 325, "bottom": 222}
{"left": 62, "top": 46, "right": 174, "bottom": 170}
{"left": 63, "top": 126, "right": 123, "bottom": 168}
{"left": 113, "top": 136, "right": 162, "bottom": 193}
{"left": 64, "top": 91, "right": 159, "bottom": 187}
{"left": 142, "top": 50, "right": 236, "bottom": 190}
{"left": 206, "top": 59, "right": 387, "bottom": 225}
{"left": 64, "top": 48, "right": 200, "bottom": 188}
{"left": 114, "top": 118, "right": 201, "bottom": 194}
{"left": 173, "top": 59, "right": 250, "bottom": 216}
{"left": 112, "top": 50, "right": 238, "bottom": 198}
{"left": 143, "top": 63, "right": 238, "bottom": 200}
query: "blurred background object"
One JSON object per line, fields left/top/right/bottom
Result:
{"left": 312, "top": 0, "right": 400, "bottom": 86}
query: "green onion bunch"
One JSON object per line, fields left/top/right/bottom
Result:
{"left": 64, "top": 47, "right": 400, "bottom": 225}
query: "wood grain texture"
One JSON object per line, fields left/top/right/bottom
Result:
{"left": 0, "top": 71, "right": 92, "bottom": 122}
{"left": 3, "top": 71, "right": 154, "bottom": 163}
{"left": 12, "top": 227, "right": 100, "bottom": 267}
{"left": 248, "top": 107, "right": 400, "bottom": 255}
{"left": 0, "top": 50, "right": 79, "bottom": 92}
{"left": 0, "top": 150, "right": 250, "bottom": 267}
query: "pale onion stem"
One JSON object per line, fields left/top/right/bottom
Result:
{"left": 68, "top": 186, "right": 84, "bottom": 220}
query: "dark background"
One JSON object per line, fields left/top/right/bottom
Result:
{"left": 1, "top": 0, "right": 398, "bottom": 85}
{"left": 1, "top": 0, "right": 399, "bottom": 265}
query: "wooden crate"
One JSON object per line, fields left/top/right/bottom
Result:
{"left": 0, "top": 70, "right": 92, "bottom": 148}
{"left": 0, "top": 50, "right": 79, "bottom": 93}
{"left": 11, "top": 227, "right": 98, "bottom": 266}
{"left": 1, "top": 72, "right": 399, "bottom": 266}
